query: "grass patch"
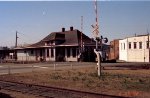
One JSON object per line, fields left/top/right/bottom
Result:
{"left": 49, "top": 73, "right": 63, "bottom": 80}
{"left": 0, "top": 66, "right": 150, "bottom": 97}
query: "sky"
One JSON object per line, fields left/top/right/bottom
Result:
{"left": 0, "top": 1, "right": 150, "bottom": 47}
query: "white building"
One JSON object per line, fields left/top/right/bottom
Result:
{"left": 119, "top": 34, "right": 150, "bottom": 62}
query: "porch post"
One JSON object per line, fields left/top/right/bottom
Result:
{"left": 45, "top": 48, "right": 47, "bottom": 61}
{"left": 65, "top": 48, "right": 67, "bottom": 61}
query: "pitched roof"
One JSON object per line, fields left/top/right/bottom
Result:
{"left": 42, "top": 32, "right": 65, "bottom": 41}
{"left": 15, "top": 29, "right": 94, "bottom": 49}
{"left": 63, "top": 30, "right": 79, "bottom": 45}
{"left": 28, "top": 40, "right": 45, "bottom": 48}
{"left": 42, "top": 32, "right": 56, "bottom": 41}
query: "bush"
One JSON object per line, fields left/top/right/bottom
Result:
{"left": 50, "top": 73, "right": 62, "bottom": 80}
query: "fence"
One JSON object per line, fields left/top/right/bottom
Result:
{"left": 0, "top": 62, "right": 96, "bottom": 75}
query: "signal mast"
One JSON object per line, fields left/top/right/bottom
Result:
{"left": 92, "top": 0, "right": 102, "bottom": 77}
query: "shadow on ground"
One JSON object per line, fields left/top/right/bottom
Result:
{"left": 0, "top": 93, "right": 13, "bottom": 98}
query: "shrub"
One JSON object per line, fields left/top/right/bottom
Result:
{"left": 72, "top": 76, "right": 79, "bottom": 81}
{"left": 50, "top": 73, "right": 62, "bottom": 80}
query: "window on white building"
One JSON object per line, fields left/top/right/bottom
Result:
{"left": 124, "top": 43, "right": 125, "bottom": 50}
{"left": 129, "top": 42, "right": 131, "bottom": 49}
{"left": 134, "top": 42, "right": 137, "bottom": 49}
{"left": 147, "top": 41, "right": 149, "bottom": 49}
{"left": 139, "top": 42, "right": 142, "bottom": 49}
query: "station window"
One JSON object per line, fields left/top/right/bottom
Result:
{"left": 51, "top": 48, "right": 54, "bottom": 57}
{"left": 47, "top": 49, "right": 49, "bottom": 57}
{"left": 67, "top": 48, "right": 70, "bottom": 57}
{"left": 72, "top": 48, "right": 76, "bottom": 57}
{"left": 31, "top": 50, "right": 34, "bottom": 54}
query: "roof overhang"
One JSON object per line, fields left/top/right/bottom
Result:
{"left": 56, "top": 44, "right": 78, "bottom": 47}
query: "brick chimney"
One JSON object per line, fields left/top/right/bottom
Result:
{"left": 70, "top": 26, "right": 73, "bottom": 31}
{"left": 62, "top": 28, "right": 65, "bottom": 32}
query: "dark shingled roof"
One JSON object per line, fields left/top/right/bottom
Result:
{"left": 42, "top": 32, "right": 65, "bottom": 41}
{"left": 63, "top": 30, "right": 79, "bottom": 45}
{"left": 28, "top": 40, "right": 45, "bottom": 48}
{"left": 16, "top": 29, "right": 94, "bottom": 49}
{"left": 56, "top": 29, "right": 92, "bottom": 46}
{"left": 42, "top": 32, "right": 56, "bottom": 41}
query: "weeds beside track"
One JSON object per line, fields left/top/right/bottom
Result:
{"left": 0, "top": 80, "right": 127, "bottom": 98}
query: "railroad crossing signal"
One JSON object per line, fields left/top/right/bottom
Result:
{"left": 92, "top": 24, "right": 99, "bottom": 38}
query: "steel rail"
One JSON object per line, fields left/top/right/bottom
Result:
{"left": 0, "top": 80, "right": 128, "bottom": 98}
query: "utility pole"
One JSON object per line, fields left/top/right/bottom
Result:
{"left": 147, "top": 29, "right": 150, "bottom": 62}
{"left": 81, "top": 16, "right": 83, "bottom": 52}
{"left": 15, "top": 31, "right": 18, "bottom": 61}
{"left": 15, "top": 31, "right": 18, "bottom": 48}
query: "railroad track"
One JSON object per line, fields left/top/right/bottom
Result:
{"left": 0, "top": 80, "right": 127, "bottom": 98}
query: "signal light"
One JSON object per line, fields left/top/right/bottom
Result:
{"left": 103, "top": 37, "right": 108, "bottom": 43}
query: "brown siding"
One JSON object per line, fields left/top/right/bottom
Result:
{"left": 109, "top": 40, "right": 119, "bottom": 60}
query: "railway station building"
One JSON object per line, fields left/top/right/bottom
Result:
{"left": 15, "top": 27, "right": 106, "bottom": 62}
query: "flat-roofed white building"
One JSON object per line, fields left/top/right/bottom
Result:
{"left": 119, "top": 34, "right": 150, "bottom": 62}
